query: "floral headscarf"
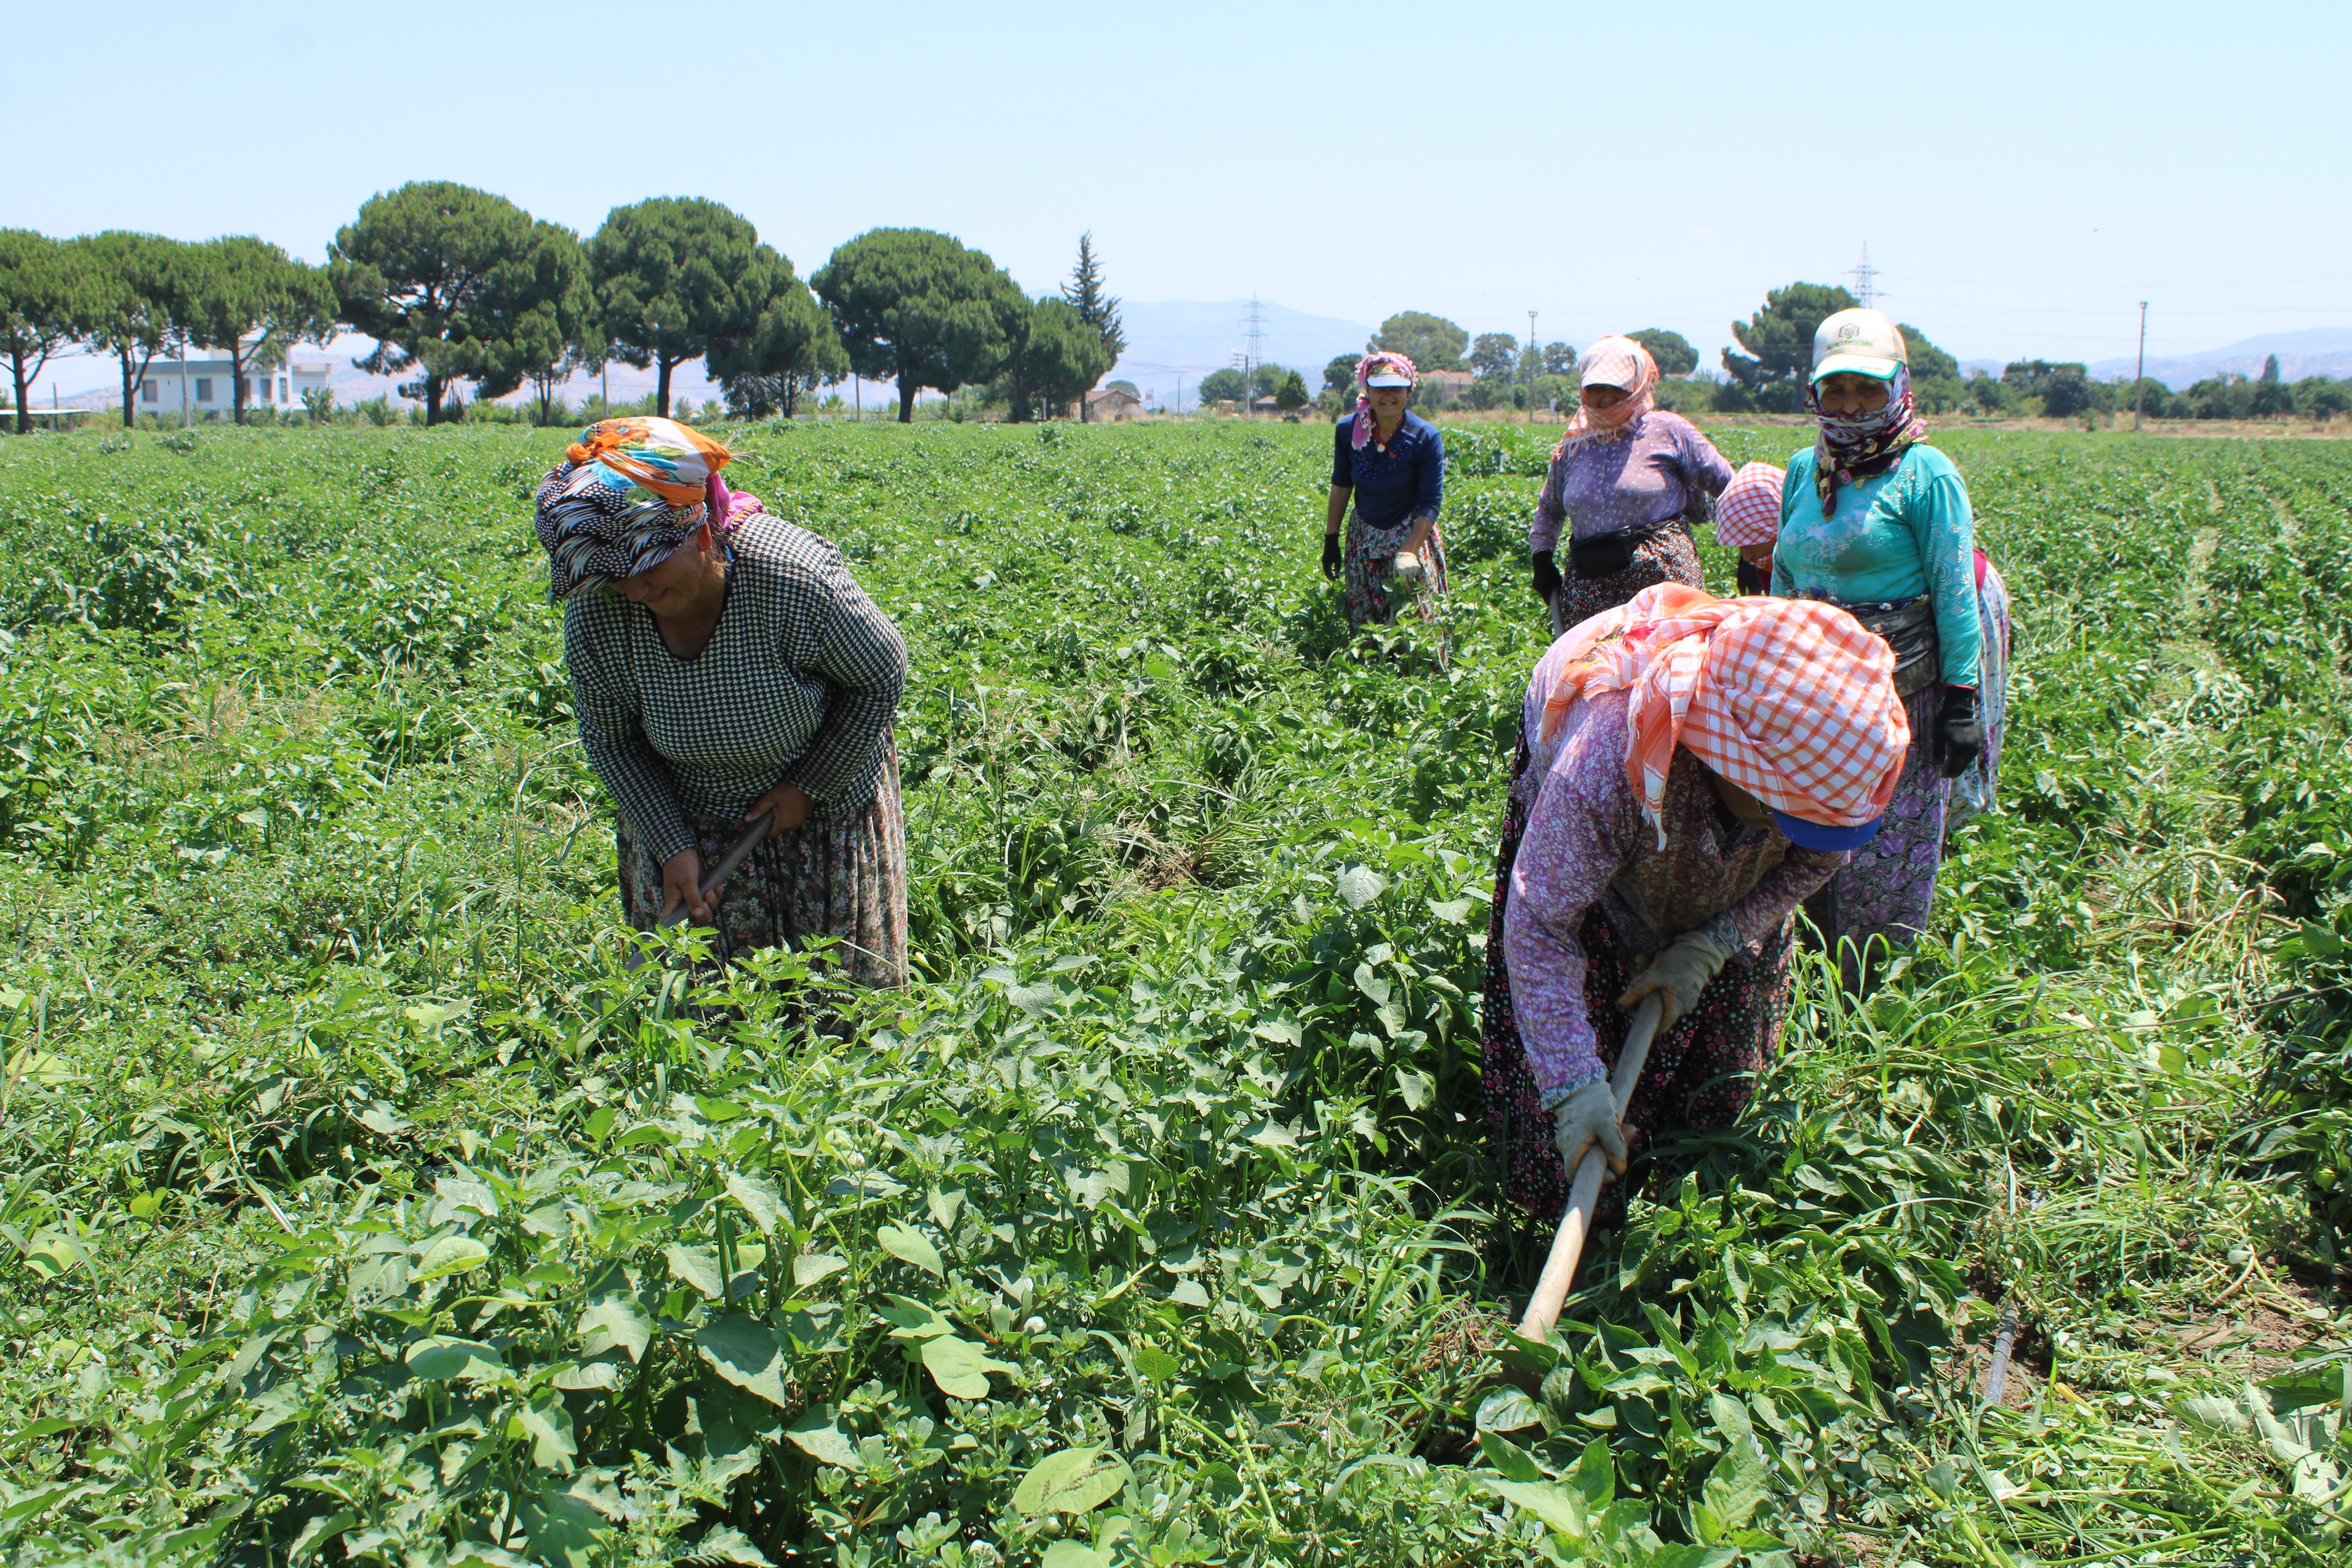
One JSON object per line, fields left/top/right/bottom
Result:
{"left": 533, "top": 417, "right": 762, "bottom": 602}
{"left": 1351, "top": 351, "right": 1418, "bottom": 450}
{"left": 1806, "top": 364, "right": 1927, "bottom": 517}
{"left": 1553, "top": 336, "right": 1658, "bottom": 458}
{"left": 1537, "top": 583, "right": 1909, "bottom": 848}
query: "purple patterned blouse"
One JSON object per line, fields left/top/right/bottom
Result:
{"left": 1503, "top": 688, "right": 1845, "bottom": 1099}
{"left": 1528, "top": 411, "right": 1735, "bottom": 553}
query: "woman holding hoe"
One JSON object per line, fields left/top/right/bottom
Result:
{"left": 1481, "top": 585, "right": 1909, "bottom": 1236}
{"left": 537, "top": 417, "right": 910, "bottom": 986}
{"left": 1528, "top": 336, "right": 1734, "bottom": 633}
{"left": 1769, "top": 309, "right": 1986, "bottom": 984}
{"left": 1323, "top": 351, "right": 1449, "bottom": 628}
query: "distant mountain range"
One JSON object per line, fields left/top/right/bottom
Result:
{"left": 2085, "top": 328, "right": 2352, "bottom": 389}
{"left": 1103, "top": 300, "right": 1375, "bottom": 406}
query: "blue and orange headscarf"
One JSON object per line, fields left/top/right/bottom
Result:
{"left": 533, "top": 417, "right": 759, "bottom": 600}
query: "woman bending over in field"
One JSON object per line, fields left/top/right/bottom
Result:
{"left": 1768, "top": 309, "right": 1984, "bottom": 987}
{"left": 536, "top": 417, "right": 910, "bottom": 986}
{"left": 1713, "top": 460, "right": 1788, "bottom": 596}
{"left": 1528, "top": 337, "right": 1733, "bottom": 633}
{"left": 1482, "top": 586, "right": 1907, "bottom": 1242}
{"left": 1323, "top": 351, "right": 1449, "bottom": 628}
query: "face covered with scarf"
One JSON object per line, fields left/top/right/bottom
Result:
{"left": 1804, "top": 310, "right": 1928, "bottom": 515}
{"left": 1538, "top": 583, "right": 1910, "bottom": 851}
{"left": 1553, "top": 335, "right": 1658, "bottom": 456}
{"left": 1351, "top": 351, "right": 1418, "bottom": 450}
{"left": 533, "top": 417, "right": 763, "bottom": 602}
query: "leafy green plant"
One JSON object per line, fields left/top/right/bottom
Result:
{"left": 0, "top": 422, "right": 2342, "bottom": 1564}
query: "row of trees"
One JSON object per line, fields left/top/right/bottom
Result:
{"left": 0, "top": 188, "right": 1130, "bottom": 433}
{"left": 0, "top": 230, "right": 336, "bottom": 435}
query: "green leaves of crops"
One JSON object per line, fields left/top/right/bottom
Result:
{"left": 0, "top": 423, "right": 2341, "bottom": 1566}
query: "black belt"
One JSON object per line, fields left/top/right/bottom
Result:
{"left": 1567, "top": 519, "right": 1684, "bottom": 580}
{"left": 1831, "top": 596, "right": 1941, "bottom": 697}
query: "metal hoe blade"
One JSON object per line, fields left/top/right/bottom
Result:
{"left": 623, "top": 810, "right": 775, "bottom": 972}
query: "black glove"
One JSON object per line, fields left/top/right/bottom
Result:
{"left": 1321, "top": 533, "right": 1343, "bottom": 580}
{"left": 1933, "top": 685, "right": 1981, "bottom": 779}
{"left": 1531, "top": 549, "right": 1562, "bottom": 603}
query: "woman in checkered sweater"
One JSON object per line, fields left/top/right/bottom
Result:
{"left": 536, "top": 419, "right": 909, "bottom": 986}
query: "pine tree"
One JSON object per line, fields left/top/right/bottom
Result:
{"left": 1060, "top": 233, "right": 1125, "bottom": 363}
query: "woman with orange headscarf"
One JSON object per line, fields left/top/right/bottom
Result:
{"left": 1479, "top": 586, "right": 1909, "bottom": 1236}
{"left": 537, "top": 417, "right": 910, "bottom": 985}
{"left": 1528, "top": 337, "right": 1734, "bottom": 634}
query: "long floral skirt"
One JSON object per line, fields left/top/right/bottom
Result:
{"left": 1342, "top": 511, "right": 1450, "bottom": 628}
{"left": 1801, "top": 684, "right": 1946, "bottom": 984}
{"left": 1547, "top": 524, "right": 1703, "bottom": 636}
{"left": 618, "top": 748, "right": 908, "bottom": 988}
{"left": 1481, "top": 737, "right": 1793, "bottom": 1237}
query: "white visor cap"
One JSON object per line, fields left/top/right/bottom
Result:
{"left": 1811, "top": 309, "right": 1908, "bottom": 383}
{"left": 1364, "top": 372, "right": 1413, "bottom": 388}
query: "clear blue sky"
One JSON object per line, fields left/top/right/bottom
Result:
{"left": 11, "top": 0, "right": 2347, "bottom": 393}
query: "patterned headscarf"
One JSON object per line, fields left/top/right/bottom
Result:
{"left": 1553, "top": 336, "right": 1658, "bottom": 458}
{"left": 1351, "top": 351, "right": 1418, "bottom": 450}
{"left": 1806, "top": 364, "right": 1927, "bottom": 517}
{"left": 1537, "top": 583, "right": 1909, "bottom": 848}
{"left": 533, "top": 417, "right": 756, "bottom": 602}
{"left": 1713, "top": 462, "right": 1787, "bottom": 548}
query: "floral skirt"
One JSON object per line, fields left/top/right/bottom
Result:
{"left": 1481, "top": 736, "right": 1792, "bottom": 1235}
{"left": 1342, "top": 511, "right": 1450, "bottom": 628}
{"left": 1547, "top": 524, "right": 1703, "bottom": 636}
{"left": 618, "top": 747, "right": 909, "bottom": 988}
{"left": 1801, "top": 683, "right": 1946, "bottom": 977}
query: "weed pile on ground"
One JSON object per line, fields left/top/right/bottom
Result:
{"left": 0, "top": 421, "right": 2344, "bottom": 1565}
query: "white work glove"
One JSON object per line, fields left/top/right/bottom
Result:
{"left": 1551, "top": 1079, "right": 1629, "bottom": 1180}
{"left": 1393, "top": 549, "right": 1425, "bottom": 582}
{"left": 1618, "top": 920, "right": 1737, "bottom": 1031}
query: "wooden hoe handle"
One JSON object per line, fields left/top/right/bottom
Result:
{"left": 623, "top": 811, "right": 776, "bottom": 972}
{"left": 1515, "top": 994, "right": 1664, "bottom": 1341}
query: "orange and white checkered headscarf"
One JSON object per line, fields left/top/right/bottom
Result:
{"left": 1714, "top": 461, "right": 1786, "bottom": 548}
{"left": 1538, "top": 583, "right": 1909, "bottom": 847}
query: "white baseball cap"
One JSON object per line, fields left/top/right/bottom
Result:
{"left": 1811, "top": 309, "right": 1908, "bottom": 383}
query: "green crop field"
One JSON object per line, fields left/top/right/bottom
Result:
{"left": 0, "top": 419, "right": 2347, "bottom": 1567}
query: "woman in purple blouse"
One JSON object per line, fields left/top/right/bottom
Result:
{"left": 1529, "top": 337, "right": 1734, "bottom": 635}
{"left": 1479, "top": 588, "right": 1909, "bottom": 1241}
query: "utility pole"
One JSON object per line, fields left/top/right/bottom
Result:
{"left": 1848, "top": 244, "right": 1880, "bottom": 310}
{"left": 2132, "top": 301, "right": 2149, "bottom": 432}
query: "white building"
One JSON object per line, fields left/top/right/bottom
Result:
{"left": 136, "top": 352, "right": 334, "bottom": 420}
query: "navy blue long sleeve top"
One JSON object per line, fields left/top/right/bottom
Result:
{"left": 1331, "top": 412, "right": 1445, "bottom": 530}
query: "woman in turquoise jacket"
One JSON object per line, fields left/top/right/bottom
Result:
{"left": 1771, "top": 308, "right": 1981, "bottom": 985}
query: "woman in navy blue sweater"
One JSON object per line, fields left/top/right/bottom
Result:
{"left": 1324, "top": 351, "right": 1448, "bottom": 626}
